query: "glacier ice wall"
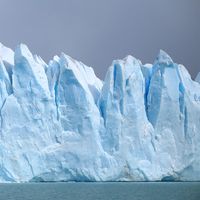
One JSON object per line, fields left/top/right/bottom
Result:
{"left": 0, "top": 42, "right": 200, "bottom": 182}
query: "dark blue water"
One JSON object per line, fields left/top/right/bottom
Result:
{"left": 0, "top": 182, "right": 199, "bottom": 200}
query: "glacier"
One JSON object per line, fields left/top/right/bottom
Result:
{"left": 0, "top": 42, "right": 200, "bottom": 182}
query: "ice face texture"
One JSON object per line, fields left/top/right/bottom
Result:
{"left": 0, "top": 43, "right": 200, "bottom": 182}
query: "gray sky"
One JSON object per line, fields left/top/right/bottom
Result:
{"left": 0, "top": 0, "right": 199, "bottom": 79}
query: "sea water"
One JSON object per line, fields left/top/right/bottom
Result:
{"left": 0, "top": 182, "right": 199, "bottom": 200}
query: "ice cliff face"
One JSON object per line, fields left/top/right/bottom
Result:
{"left": 0, "top": 43, "right": 200, "bottom": 182}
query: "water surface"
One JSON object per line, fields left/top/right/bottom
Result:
{"left": 0, "top": 182, "right": 199, "bottom": 200}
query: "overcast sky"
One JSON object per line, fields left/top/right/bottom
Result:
{"left": 0, "top": 0, "right": 199, "bottom": 79}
